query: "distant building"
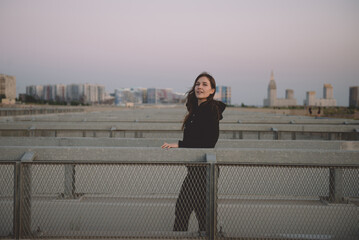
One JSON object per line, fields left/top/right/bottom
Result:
{"left": 157, "top": 88, "right": 174, "bottom": 104}
{"left": 55, "top": 84, "right": 66, "bottom": 102}
{"left": 215, "top": 86, "right": 231, "bottom": 105}
{"left": 115, "top": 88, "right": 144, "bottom": 106}
{"left": 26, "top": 85, "right": 44, "bottom": 100}
{"left": 349, "top": 86, "right": 359, "bottom": 108}
{"left": 66, "top": 84, "right": 82, "bottom": 102}
{"left": 115, "top": 87, "right": 184, "bottom": 106}
{"left": 43, "top": 85, "right": 56, "bottom": 101}
{"left": 147, "top": 88, "right": 157, "bottom": 104}
{"left": 26, "top": 83, "right": 105, "bottom": 104}
{"left": 83, "top": 84, "right": 105, "bottom": 104}
{"left": 303, "top": 84, "right": 337, "bottom": 107}
{"left": 0, "top": 74, "right": 16, "bottom": 104}
{"left": 263, "top": 71, "right": 297, "bottom": 107}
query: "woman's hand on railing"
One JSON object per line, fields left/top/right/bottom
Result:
{"left": 161, "top": 142, "right": 178, "bottom": 149}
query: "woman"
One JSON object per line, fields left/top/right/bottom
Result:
{"left": 161, "top": 72, "right": 226, "bottom": 232}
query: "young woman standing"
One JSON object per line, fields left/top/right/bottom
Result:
{"left": 162, "top": 72, "right": 226, "bottom": 232}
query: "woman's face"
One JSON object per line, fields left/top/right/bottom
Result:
{"left": 195, "top": 76, "right": 215, "bottom": 101}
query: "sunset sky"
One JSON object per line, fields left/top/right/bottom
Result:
{"left": 1, "top": 0, "right": 358, "bottom": 106}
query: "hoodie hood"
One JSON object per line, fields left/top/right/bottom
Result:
{"left": 215, "top": 100, "right": 226, "bottom": 120}
{"left": 199, "top": 99, "right": 226, "bottom": 120}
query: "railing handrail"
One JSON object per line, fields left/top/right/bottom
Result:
{"left": 1, "top": 146, "right": 358, "bottom": 166}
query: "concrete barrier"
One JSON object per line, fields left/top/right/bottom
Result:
{"left": 1, "top": 107, "right": 358, "bottom": 140}
{"left": 2, "top": 106, "right": 358, "bottom": 126}
{"left": 0, "top": 123, "right": 358, "bottom": 140}
{"left": 1, "top": 137, "right": 358, "bottom": 150}
{"left": 0, "top": 107, "right": 84, "bottom": 117}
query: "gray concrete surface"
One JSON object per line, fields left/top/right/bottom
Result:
{"left": 1, "top": 196, "right": 358, "bottom": 239}
{"left": 1, "top": 106, "right": 358, "bottom": 239}
{"left": 1, "top": 137, "right": 358, "bottom": 150}
{"left": 1, "top": 106, "right": 358, "bottom": 125}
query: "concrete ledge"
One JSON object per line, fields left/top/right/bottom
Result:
{"left": 0, "top": 137, "right": 358, "bottom": 150}
{"left": 1, "top": 106, "right": 358, "bottom": 125}
{"left": 0, "top": 122, "right": 357, "bottom": 132}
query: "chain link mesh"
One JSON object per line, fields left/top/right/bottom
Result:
{"left": 217, "top": 164, "right": 359, "bottom": 239}
{"left": 18, "top": 162, "right": 208, "bottom": 239}
{"left": 0, "top": 163, "right": 14, "bottom": 239}
{"left": 2, "top": 162, "right": 358, "bottom": 239}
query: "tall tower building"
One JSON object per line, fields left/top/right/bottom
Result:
{"left": 267, "top": 71, "right": 277, "bottom": 106}
{"left": 304, "top": 84, "right": 336, "bottom": 106}
{"left": 0, "top": 74, "right": 16, "bottom": 104}
{"left": 286, "top": 89, "right": 294, "bottom": 99}
{"left": 263, "top": 71, "right": 297, "bottom": 107}
{"left": 349, "top": 86, "right": 359, "bottom": 108}
{"left": 304, "top": 91, "right": 317, "bottom": 106}
{"left": 215, "top": 86, "right": 231, "bottom": 105}
{"left": 323, "top": 84, "right": 334, "bottom": 99}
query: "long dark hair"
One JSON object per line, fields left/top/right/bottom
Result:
{"left": 182, "top": 72, "right": 216, "bottom": 130}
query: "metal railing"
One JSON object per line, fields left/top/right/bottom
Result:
{"left": 1, "top": 158, "right": 359, "bottom": 239}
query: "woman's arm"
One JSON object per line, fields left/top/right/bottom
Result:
{"left": 161, "top": 142, "right": 179, "bottom": 149}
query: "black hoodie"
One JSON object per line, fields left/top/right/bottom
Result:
{"left": 178, "top": 99, "right": 226, "bottom": 148}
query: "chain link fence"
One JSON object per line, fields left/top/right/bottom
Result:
{"left": 217, "top": 164, "right": 359, "bottom": 239}
{"left": 1, "top": 161, "right": 358, "bottom": 239}
{"left": 0, "top": 163, "right": 14, "bottom": 239}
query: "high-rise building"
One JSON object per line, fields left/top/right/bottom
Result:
{"left": 323, "top": 84, "right": 334, "bottom": 99}
{"left": 215, "top": 86, "right": 231, "bottom": 105}
{"left": 147, "top": 88, "right": 157, "bottom": 104}
{"left": 26, "top": 83, "right": 105, "bottom": 104}
{"left": 55, "top": 84, "right": 66, "bottom": 102}
{"left": 43, "top": 85, "right": 56, "bottom": 101}
{"left": 349, "top": 86, "right": 359, "bottom": 108}
{"left": 263, "top": 71, "right": 297, "bottom": 107}
{"left": 0, "top": 74, "right": 16, "bottom": 104}
{"left": 304, "top": 84, "right": 336, "bottom": 107}
{"left": 26, "top": 85, "right": 44, "bottom": 100}
{"left": 115, "top": 87, "right": 184, "bottom": 105}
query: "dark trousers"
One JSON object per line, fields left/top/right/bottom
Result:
{"left": 173, "top": 166, "right": 207, "bottom": 232}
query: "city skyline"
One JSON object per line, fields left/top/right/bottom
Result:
{"left": 1, "top": 0, "right": 358, "bottom": 106}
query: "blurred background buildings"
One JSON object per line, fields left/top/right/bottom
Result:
{"left": 0, "top": 74, "right": 16, "bottom": 104}
{"left": 349, "top": 86, "right": 359, "bottom": 108}
{"left": 26, "top": 83, "right": 105, "bottom": 104}
{"left": 2, "top": 72, "right": 357, "bottom": 109}
{"left": 263, "top": 72, "right": 297, "bottom": 107}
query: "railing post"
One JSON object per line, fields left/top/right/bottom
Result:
{"left": 28, "top": 126, "right": 35, "bottom": 137}
{"left": 19, "top": 152, "right": 36, "bottom": 238}
{"left": 110, "top": 127, "right": 116, "bottom": 138}
{"left": 64, "top": 164, "right": 76, "bottom": 198}
{"left": 206, "top": 153, "right": 218, "bottom": 240}
{"left": 329, "top": 168, "right": 344, "bottom": 203}
{"left": 271, "top": 127, "right": 278, "bottom": 140}
{"left": 354, "top": 129, "right": 359, "bottom": 141}
{"left": 13, "top": 162, "right": 21, "bottom": 239}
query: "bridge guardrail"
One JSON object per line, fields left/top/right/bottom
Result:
{"left": 1, "top": 148, "right": 358, "bottom": 239}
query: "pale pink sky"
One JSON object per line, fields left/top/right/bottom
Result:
{"left": 1, "top": 0, "right": 358, "bottom": 106}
